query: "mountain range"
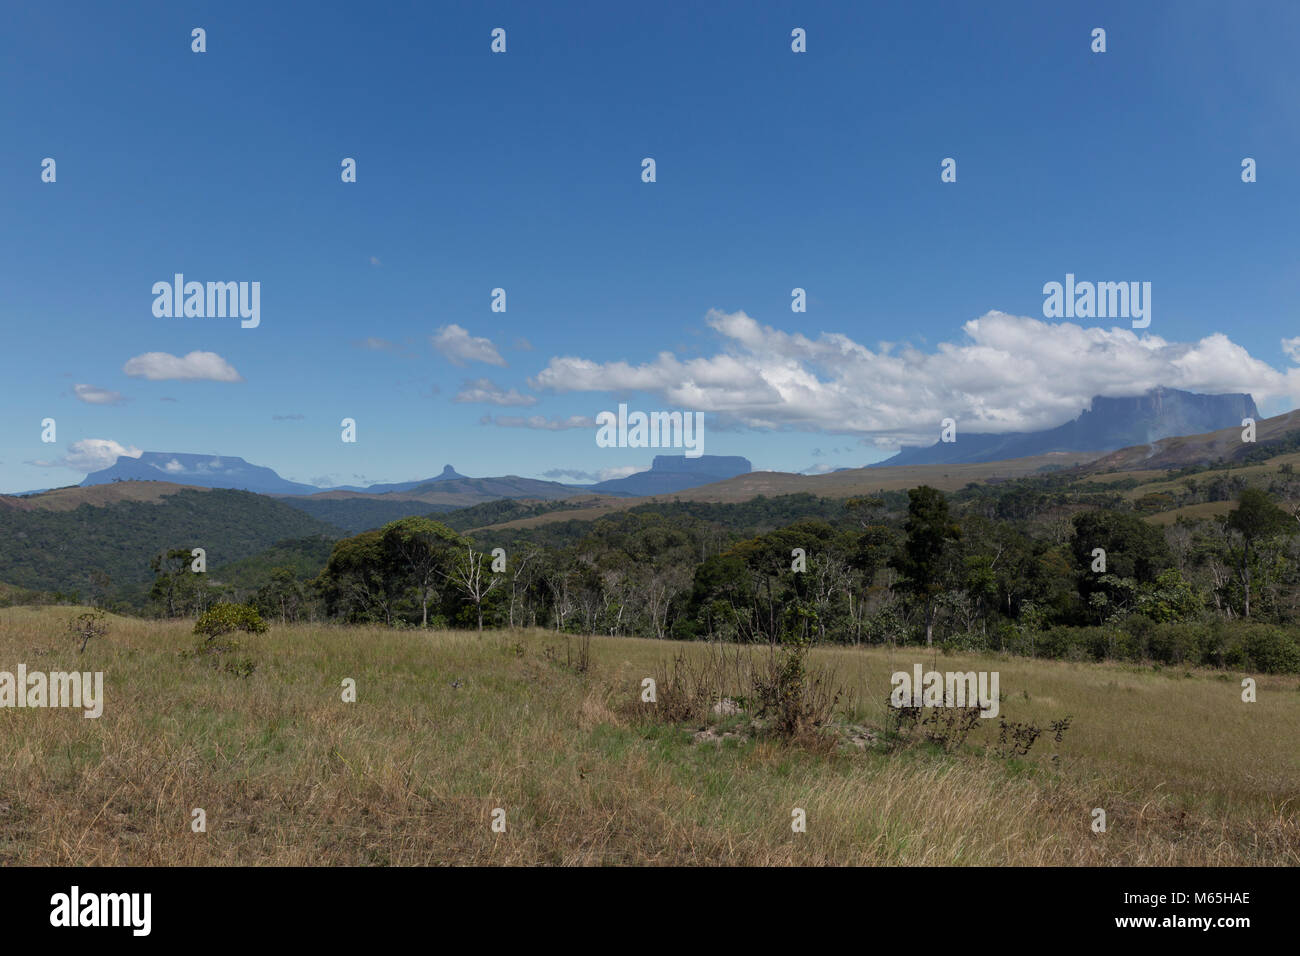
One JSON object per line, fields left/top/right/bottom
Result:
{"left": 41, "top": 388, "right": 1266, "bottom": 501}
{"left": 79, "top": 454, "right": 473, "bottom": 496}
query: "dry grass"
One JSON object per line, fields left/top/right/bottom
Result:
{"left": 0, "top": 606, "right": 1296, "bottom": 865}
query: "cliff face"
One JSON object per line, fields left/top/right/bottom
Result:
{"left": 873, "top": 388, "right": 1259, "bottom": 468}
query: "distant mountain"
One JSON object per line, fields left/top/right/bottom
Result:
{"left": 82, "top": 452, "right": 322, "bottom": 495}
{"left": 80, "top": 454, "right": 475, "bottom": 497}
{"left": 277, "top": 474, "right": 599, "bottom": 532}
{"left": 872, "top": 388, "right": 1259, "bottom": 467}
{"left": 589, "top": 454, "right": 753, "bottom": 495}
{"left": 1089, "top": 406, "right": 1300, "bottom": 472}
{"left": 339, "top": 464, "right": 468, "bottom": 495}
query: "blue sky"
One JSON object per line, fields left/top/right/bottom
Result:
{"left": 3, "top": 0, "right": 1298, "bottom": 493}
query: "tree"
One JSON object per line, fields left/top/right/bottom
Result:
{"left": 1070, "top": 510, "right": 1173, "bottom": 621}
{"left": 149, "top": 548, "right": 209, "bottom": 618}
{"left": 890, "top": 486, "right": 962, "bottom": 645}
{"left": 317, "top": 530, "right": 395, "bottom": 624}
{"left": 447, "top": 543, "right": 503, "bottom": 631}
{"left": 380, "top": 517, "right": 461, "bottom": 627}
{"left": 1226, "top": 488, "right": 1294, "bottom": 618}
{"left": 255, "top": 566, "right": 304, "bottom": 623}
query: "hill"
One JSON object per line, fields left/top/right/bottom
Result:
{"left": 0, "top": 486, "right": 341, "bottom": 601}
{"left": 470, "top": 451, "right": 1099, "bottom": 532}
{"left": 1, "top": 481, "right": 214, "bottom": 511}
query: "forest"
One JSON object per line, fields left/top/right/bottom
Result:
{"left": 123, "top": 466, "right": 1300, "bottom": 674}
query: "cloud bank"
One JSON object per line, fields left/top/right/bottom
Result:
{"left": 531, "top": 310, "right": 1300, "bottom": 447}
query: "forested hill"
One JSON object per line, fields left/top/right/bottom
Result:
{"left": 0, "top": 487, "right": 341, "bottom": 601}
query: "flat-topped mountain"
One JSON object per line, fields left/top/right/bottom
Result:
{"left": 589, "top": 454, "right": 753, "bottom": 496}
{"left": 874, "top": 388, "right": 1259, "bottom": 467}
{"left": 79, "top": 454, "right": 474, "bottom": 497}
{"left": 81, "top": 452, "right": 321, "bottom": 495}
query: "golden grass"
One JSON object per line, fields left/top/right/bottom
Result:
{"left": 0, "top": 606, "right": 1295, "bottom": 865}
{"left": 0, "top": 482, "right": 213, "bottom": 512}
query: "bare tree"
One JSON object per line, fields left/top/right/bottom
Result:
{"left": 446, "top": 544, "right": 503, "bottom": 632}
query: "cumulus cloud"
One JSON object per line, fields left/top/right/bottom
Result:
{"left": 73, "top": 384, "right": 126, "bottom": 405}
{"left": 432, "top": 324, "right": 506, "bottom": 367}
{"left": 480, "top": 414, "right": 597, "bottom": 430}
{"left": 1283, "top": 336, "right": 1300, "bottom": 364}
{"left": 454, "top": 378, "right": 538, "bottom": 406}
{"left": 123, "top": 351, "right": 243, "bottom": 382}
{"left": 530, "top": 309, "right": 1300, "bottom": 448}
{"left": 59, "top": 439, "right": 143, "bottom": 473}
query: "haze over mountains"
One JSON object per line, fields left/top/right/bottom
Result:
{"left": 74, "top": 451, "right": 754, "bottom": 504}
{"left": 874, "top": 388, "right": 1258, "bottom": 468}
{"left": 79, "top": 453, "right": 473, "bottom": 496}
{"left": 49, "top": 389, "right": 1261, "bottom": 501}
{"left": 588, "top": 455, "right": 752, "bottom": 496}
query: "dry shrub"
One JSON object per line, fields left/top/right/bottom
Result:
{"left": 627, "top": 640, "right": 846, "bottom": 743}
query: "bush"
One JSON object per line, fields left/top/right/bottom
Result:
{"left": 194, "top": 602, "right": 268, "bottom": 638}
{"left": 1147, "top": 622, "right": 1210, "bottom": 666}
{"left": 66, "top": 609, "right": 109, "bottom": 653}
{"left": 1223, "top": 625, "right": 1300, "bottom": 674}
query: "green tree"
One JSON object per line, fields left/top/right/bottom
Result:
{"left": 380, "top": 517, "right": 462, "bottom": 627}
{"left": 891, "top": 486, "right": 962, "bottom": 645}
{"left": 1226, "top": 488, "right": 1294, "bottom": 618}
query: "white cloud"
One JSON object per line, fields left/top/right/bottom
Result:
{"left": 162, "top": 458, "right": 185, "bottom": 473}
{"left": 432, "top": 324, "right": 506, "bottom": 367}
{"left": 541, "top": 465, "right": 645, "bottom": 483}
{"left": 596, "top": 465, "right": 644, "bottom": 481}
{"left": 454, "top": 378, "right": 537, "bottom": 406}
{"left": 73, "top": 383, "right": 125, "bottom": 405}
{"left": 1283, "top": 337, "right": 1300, "bottom": 364}
{"left": 530, "top": 309, "right": 1300, "bottom": 448}
{"left": 62, "top": 439, "right": 143, "bottom": 473}
{"left": 482, "top": 414, "right": 596, "bottom": 430}
{"left": 122, "top": 351, "right": 243, "bottom": 382}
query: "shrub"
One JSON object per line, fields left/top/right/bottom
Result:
{"left": 1224, "top": 625, "right": 1300, "bottom": 674}
{"left": 66, "top": 609, "right": 109, "bottom": 653}
{"left": 1147, "top": 622, "right": 1210, "bottom": 666}
{"left": 194, "top": 603, "right": 268, "bottom": 638}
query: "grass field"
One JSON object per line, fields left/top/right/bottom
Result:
{"left": 1, "top": 605, "right": 1296, "bottom": 865}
